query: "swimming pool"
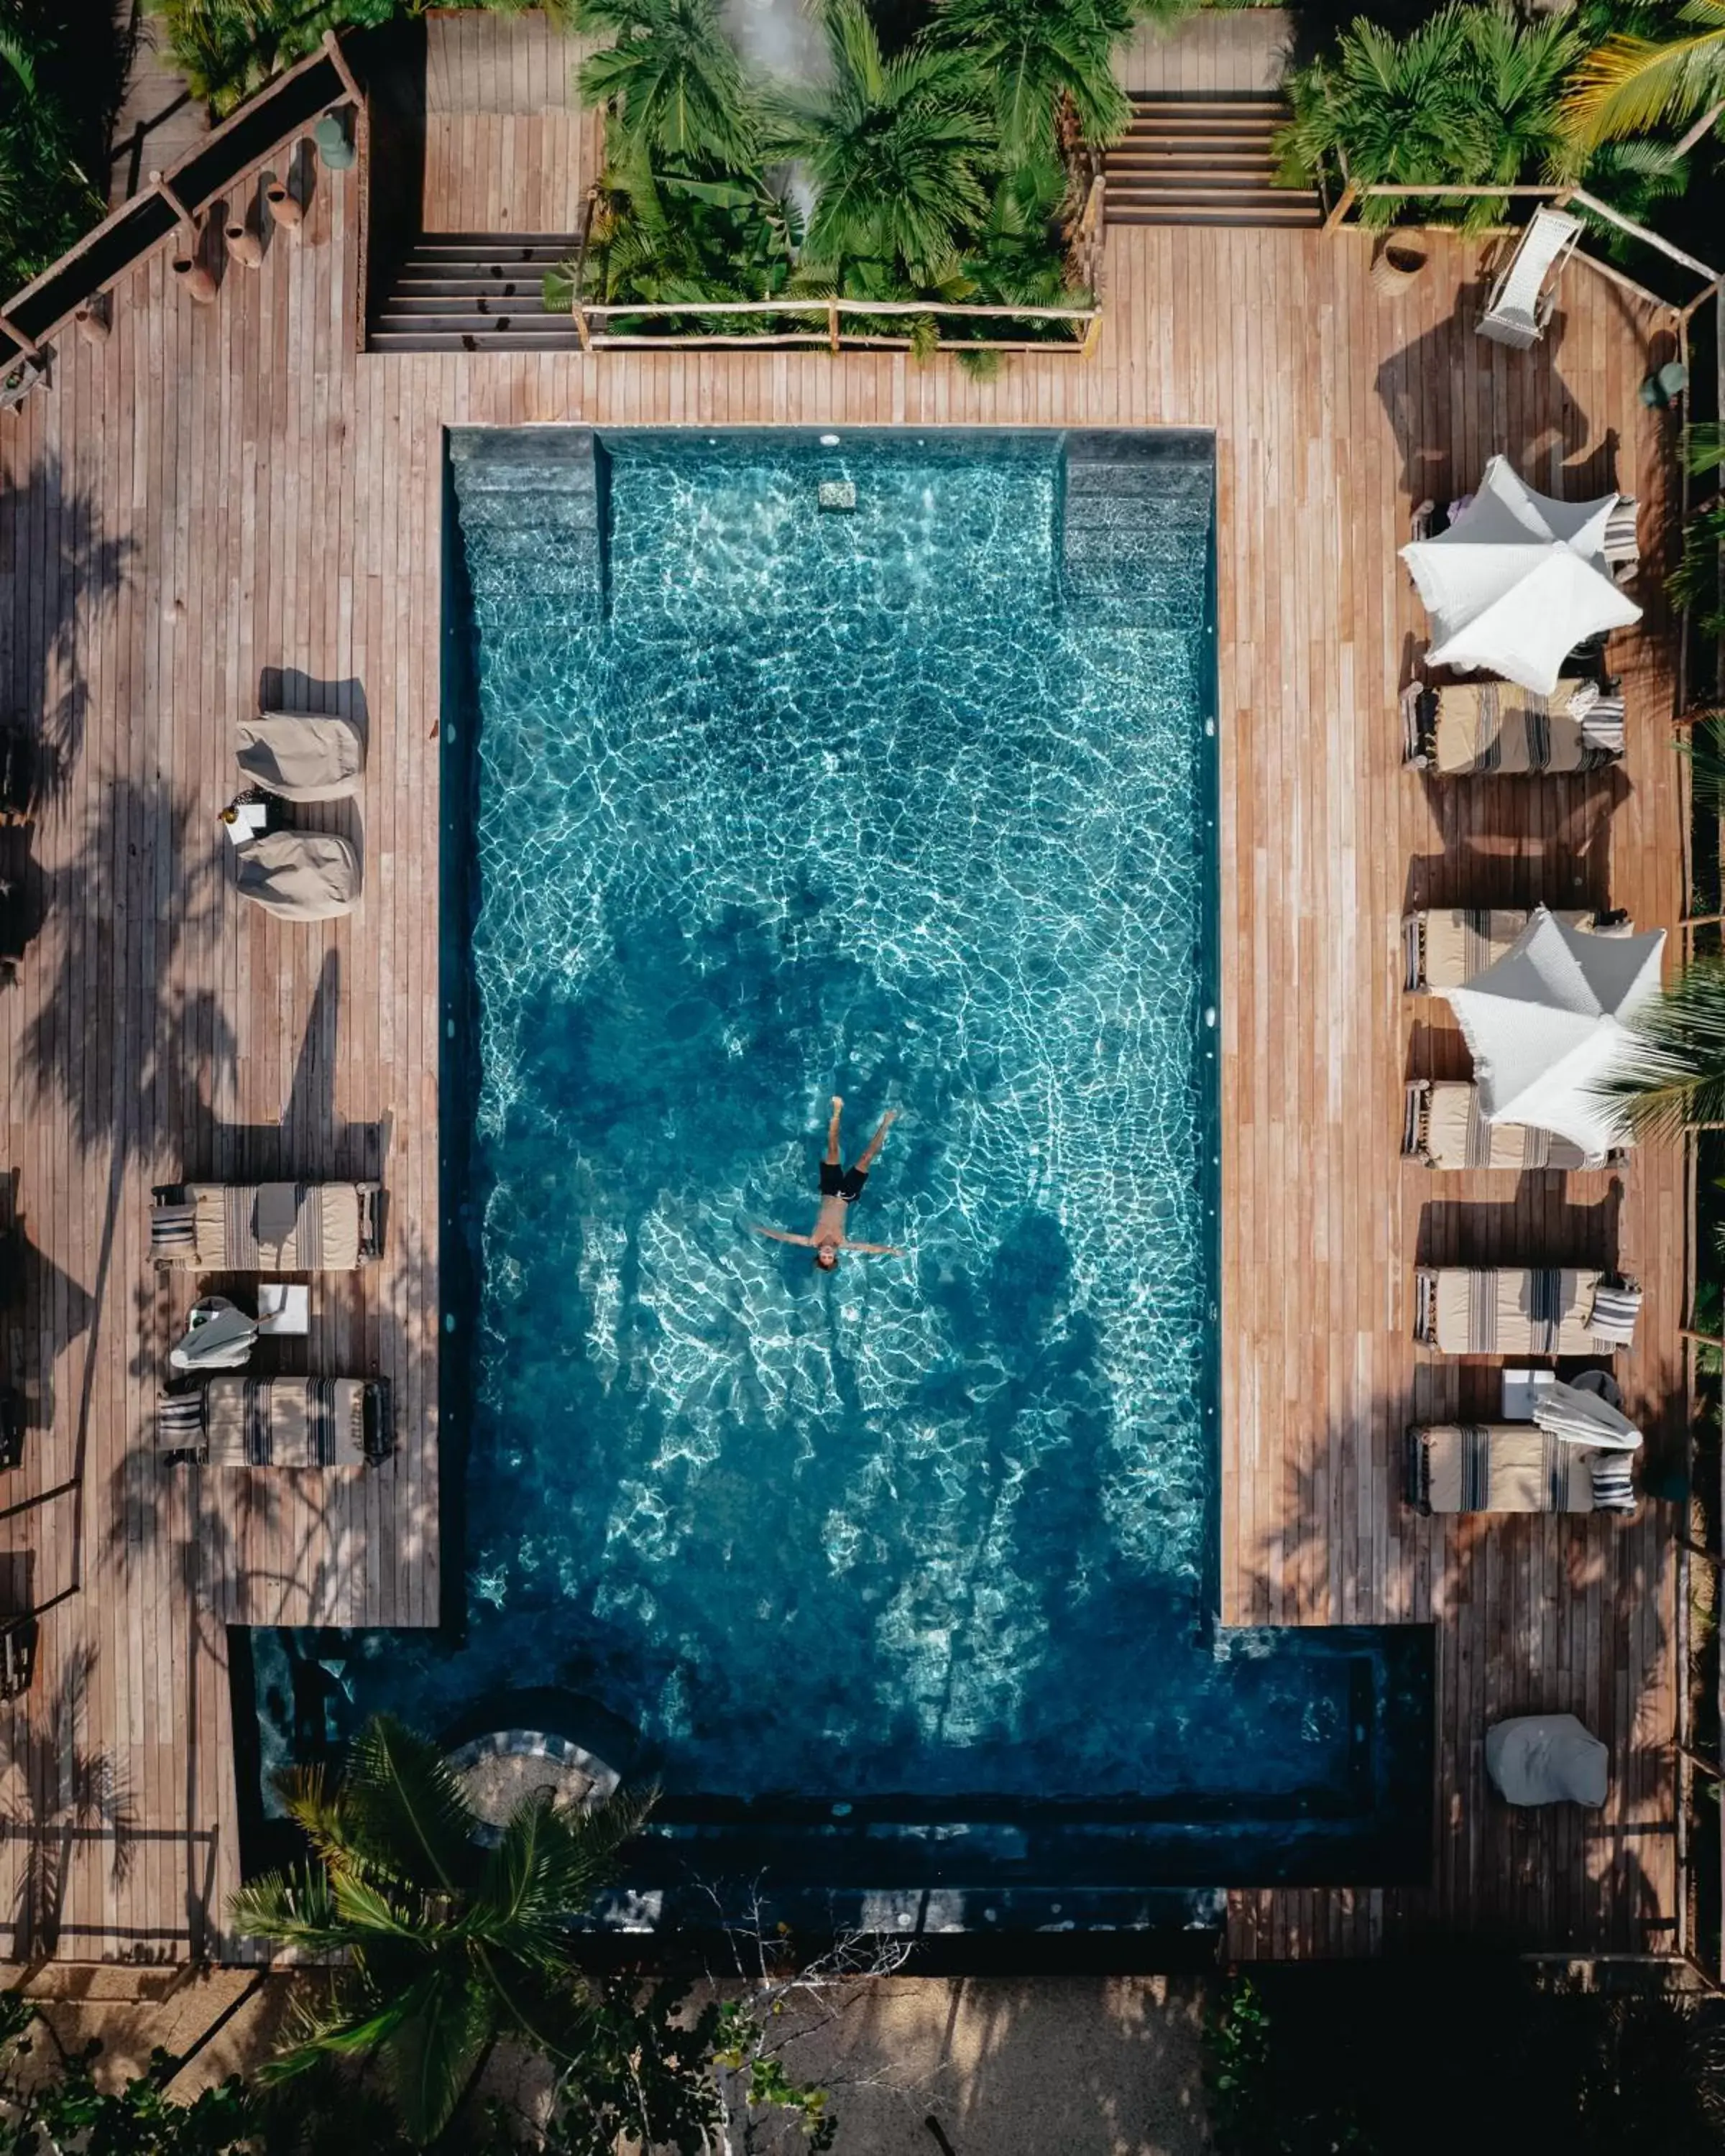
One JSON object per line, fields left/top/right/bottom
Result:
{"left": 244, "top": 429, "right": 1431, "bottom": 1922}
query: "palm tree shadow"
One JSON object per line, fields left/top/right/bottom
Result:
{"left": 0, "top": 1641, "right": 135, "bottom": 1959}
{"left": 20, "top": 778, "right": 235, "bottom": 1600}
{"left": 0, "top": 454, "right": 134, "bottom": 808}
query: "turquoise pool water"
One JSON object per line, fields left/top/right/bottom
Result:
{"left": 246, "top": 430, "right": 1430, "bottom": 1905}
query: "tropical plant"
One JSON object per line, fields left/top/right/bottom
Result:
{"left": 1276, "top": 5, "right": 1583, "bottom": 231}
{"left": 229, "top": 1713, "right": 652, "bottom": 2145}
{"left": 574, "top": 0, "right": 758, "bottom": 169}
{"left": 779, "top": 0, "right": 996, "bottom": 284}
{"left": 1673, "top": 501, "right": 1725, "bottom": 638}
{"left": 153, "top": 0, "right": 400, "bottom": 116}
{"left": 929, "top": 0, "right": 1171, "bottom": 157}
{"left": 0, "top": 1, "right": 106, "bottom": 294}
{"left": 1563, "top": 0, "right": 1725, "bottom": 149}
{"left": 1600, "top": 957, "right": 1725, "bottom": 1141}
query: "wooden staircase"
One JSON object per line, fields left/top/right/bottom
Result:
{"left": 1104, "top": 95, "right": 1320, "bottom": 229}
{"left": 372, "top": 234, "right": 581, "bottom": 353}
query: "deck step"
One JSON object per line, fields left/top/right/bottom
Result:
{"left": 374, "top": 235, "right": 584, "bottom": 351}
{"left": 1104, "top": 93, "right": 1320, "bottom": 229}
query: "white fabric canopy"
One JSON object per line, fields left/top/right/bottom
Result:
{"left": 1442, "top": 905, "right": 1665, "bottom": 1163}
{"left": 1400, "top": 455, "right": 1642, "bottom": 694}
{"left": 1532, "top": 1378, "right": 1642, "bottom": 1455}
{"left": 1486, "top": 1714, "right": 1609, "bottom": 1807}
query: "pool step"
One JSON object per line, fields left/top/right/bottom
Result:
{"left": 448, "top": 427, "right": 608, "bottom": 623}
{"left": 1061, "top": 432, "right": 1214, "bottom": 628}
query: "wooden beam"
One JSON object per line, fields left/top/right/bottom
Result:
{"left": 322, "top": 27, "right": 363, "bottom": 106}
{"left": 1322, "top": 179, "right": 1358, "bottom": 233}
{"left": 1570, "top": 187, "right": 1719, "bottom": 283}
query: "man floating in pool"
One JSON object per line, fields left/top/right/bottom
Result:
{"left": 755, "top": 1096, "right": 903, "bottom": 1269}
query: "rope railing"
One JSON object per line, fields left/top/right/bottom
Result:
{"left": 1322, "top": 173, "right": 1721, "bottom": 320}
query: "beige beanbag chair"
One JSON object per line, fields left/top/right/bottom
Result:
{"left": 1485, "top": 1714, "right": 1608, "bottom": 1807}
{"left": 235, "top": 831, "right": 360, "bottom": 919}
{"left": 236, "top": 711, "right": 366, "bottom": 801}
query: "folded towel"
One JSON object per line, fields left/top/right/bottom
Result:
{"left": 1589, "top": 1281, "right": 1642, "bottom": 1348}
{"left": 254, "top": 1182, "right": 301, "bottom": 1253}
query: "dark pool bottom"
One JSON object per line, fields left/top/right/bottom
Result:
{"left": 235, "top": 1618, "right": 1432, "bottom": 1932}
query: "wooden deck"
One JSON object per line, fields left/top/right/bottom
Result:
{"left": 0, "top": 89, "right": 1688, "bottom": 1960}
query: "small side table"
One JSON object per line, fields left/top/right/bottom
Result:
{"left": 1501, "top": 1367, "right": 1555, "bottom": 1422}
{"left": 256, "top": 1283, "right": 310, "bottom": 1337}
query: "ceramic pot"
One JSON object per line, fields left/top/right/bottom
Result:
{"left": 266, "top": 182, "right": 305, "bottom": 233}
{"left": 226, "top": 221, "right": 264, "bottom": 271}
{"left": 170, "top": 249, "right": 217, "bottom": 305}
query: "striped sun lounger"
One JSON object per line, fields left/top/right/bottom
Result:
{"left": 1400, "top": 677, "right": 1625, "bottom": 775}
{"left": 1404, "top": 1424, "right": 1601, "bottom": 1514}
{"left": 156, "top": 1376, "right": 393, "bottom": 1467}
{"left": 1412, "top": 1267, "right": 1641, "bottom": 1355}
{"left": 150, "top": 1181, "right": 383, "bottom": 1271}
{"left": 1402, "top": 907, "right": 1606, "bottom": 993}
{"left": 1402, "top": 1081, "right": 1594, "bottom": 1171}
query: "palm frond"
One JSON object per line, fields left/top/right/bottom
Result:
{"left": 1597, "top": 957, "right": 1725, "bottom": 1141}
{"left": 377, "top": 1973, "right": 496, "bottom": 2145}
{"left": 344, "top": 1714, "right": 483, "bottom": 1894}
{"left": 1562, "top": 2, "right": 1725, "bottom": 147}
{"left": 1686, "top": 423, "right": 1725, "bottom": 477}
{"left": 229, "top": 1864, "right": 357, "bottom": 1955}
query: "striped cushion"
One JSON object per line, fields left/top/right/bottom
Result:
{"left": 1589, "top": 1283, "right": 1642, "bottom": 1348}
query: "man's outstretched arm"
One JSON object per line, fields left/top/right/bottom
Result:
{"left": 840, "top": 1238, "right": 905, "bottom": 1256}
{"left": 755, "top": 1225, "right": 816, "bottom": 1248}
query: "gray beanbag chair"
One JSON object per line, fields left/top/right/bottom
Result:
{"left": 236, "top": 711, "right": 365, "bottom": 801}
{"left": 235, "top": 831, "right": 361, "bottom": 920}
{"left": 1484, "top": 1713, "right": 1609, "bottom": 1807}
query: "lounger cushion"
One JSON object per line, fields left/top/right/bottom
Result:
{"left": 1407, "top": 908, "right": 1592, "bottom": 991}
{"left": 203, "top": 1377, "right": 372, "bottom": 1467}
{"left": 1408, "top": 1422, "right": 1593, "bottom": 1513}
{"left": 1427, "top": 678, "right": 1617, "bottom": 775}
{"left": 1404, "top": 1080, "right": 1590, "bottom": 1171}
{"left": 236, "top": 712, "right": 366, "bottom": 802}
{"left": 235, "top": 831, "right": 361, "bottom": 920}
{"left": 156, "top": 1183, "right": 370, "bottom": 1269}
{"left": 1421, "top": 1267, "right": 1605, "bottom": 1355}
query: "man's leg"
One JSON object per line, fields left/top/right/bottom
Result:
{"left": 852, "top": 1107, "right": 897, "bottom": 1174}
{"left": 825, "top": 1095, "right": 844, "bottom": 1166}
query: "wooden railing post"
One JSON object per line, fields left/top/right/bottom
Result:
{"left": 1322, "top": 179, "right": 1358, "bottom": 234}
{"left": 827, "top": 300, "right": 840, "bottom": 355}
{"left": 323, "top": 27, "right": 363, "bottom": 106}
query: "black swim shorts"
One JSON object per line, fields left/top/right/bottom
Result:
{"left": 820, "top": 1162, "right": 868, "bottom": 1202}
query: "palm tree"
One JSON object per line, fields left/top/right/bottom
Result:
{"left": 231, "top": 1715, "right": 651, "bottom": 2146}
{"left": 929, "top": 0, "right": 1174, "bottom": 157}
{"left": 781, "top": 0, "right": 995, "bottom": 283}
{"left": 1276, "top": 6, "right": 1579, "bottom": 231}
{"left": 574, "top": 0, "right": 760, "bottom": 170}
{"left": 1598, "top": 959, "right": 1725, "bottom": 1141}
{"left": 1563, "top": 0, "right": 1725, "bottom": 150}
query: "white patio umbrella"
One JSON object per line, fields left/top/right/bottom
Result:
{"left": 1442, "top": 904, "right": 1665, "bottom": 1163}
{"left": 1399, "top": 455, "right": 1642, "bottom": 694}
